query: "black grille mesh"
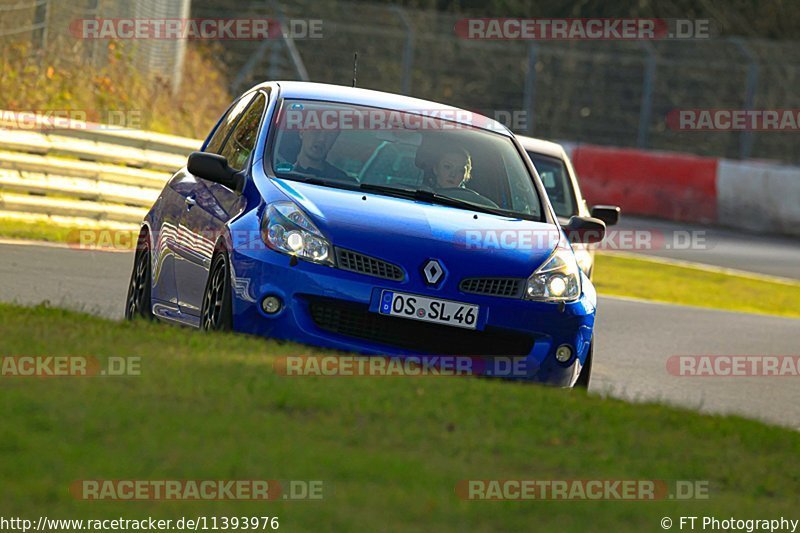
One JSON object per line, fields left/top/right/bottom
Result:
{"left": 335, "top": 248, "right": 404, "bottom": 281}
{"left": 460, "top": 278, "right": 524, "bottom": 298}
{"left": 308, "top": 298, "right": 534, "bottom": 356}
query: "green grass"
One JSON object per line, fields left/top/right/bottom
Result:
{"left": 593, "top": 253, "right": 800, "bottom": 318}
{"left": 1, "top": 303, "right": 798, "bottom": 531}
{"left": 0, "top": 218, "right": 136, "bottom": 248}
{"left": 0, "top": 218, "right": 82, "bottom": 243}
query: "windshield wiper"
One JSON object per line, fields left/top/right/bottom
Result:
{"left": 358, "top": 184, "right": 509, "bottom": 217}
{"left": 357, "top": 183, "right": 417, "bottom": 197}
{"left": 274, "top": 171, "right": 360, "bottom": 191}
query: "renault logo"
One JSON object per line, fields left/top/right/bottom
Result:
{"left": 422, "top": 259, "right": 444, "bottom": 285}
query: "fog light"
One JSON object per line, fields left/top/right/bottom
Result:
{"left": 261, "top": 295, "right": 282, "bottom": 314}
{"left": 555, "top": 344, "right": 573, "bottom": 363}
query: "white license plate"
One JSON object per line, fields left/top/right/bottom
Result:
{"left": 378, "top": 290, "right": 479, "bottom": 330}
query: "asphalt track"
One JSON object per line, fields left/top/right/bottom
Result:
{"left": 611, "top": 215, "right": 800, "bottom": 280}
{"left": 0, "top": 241, "right": 798, "bottom": 430}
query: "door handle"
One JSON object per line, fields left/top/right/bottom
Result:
{"left": 185, "top": 196, "right": 197, "bottom": 209}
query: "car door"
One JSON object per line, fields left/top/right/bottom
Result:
{"left": 174, "top": 91, "right": 267, "bottom": 315}
{"left": 151, "top": 170, "right": 192, "bottom": 309}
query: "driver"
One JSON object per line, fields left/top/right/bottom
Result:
{"left": 424, "top": 145, "right": 473, "bottom": 190}
{"left": 293, "top": 129, "right": 354, "bottom": 182}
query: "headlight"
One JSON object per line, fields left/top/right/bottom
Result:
{"left": 524, "top": 240, "right": 581, "bottom": 302}
{"left": 261, "top": 201, "right": 333, "bottom": 266}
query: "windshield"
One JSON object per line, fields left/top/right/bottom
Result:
{"left": 526, "top": 152, "right": 578, "bottom": 219}
{"left": 269, "top": 99, "right": 543, "bottom": 220}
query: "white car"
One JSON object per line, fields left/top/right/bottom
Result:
{"left": 517, "top": 136, "right": 620, "bottom": 278}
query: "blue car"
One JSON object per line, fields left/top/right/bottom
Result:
{"left": 125, "top": 81, "right": 606, "bottom": 387}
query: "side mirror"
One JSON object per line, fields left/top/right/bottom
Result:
{"left": 590, "top": 205, "right": 620, "bottom": 226}
{"left": 187, "top": 151, "right": 244, "bottom": 192}
{"left": 562, "top": 216, "right": 606, "bottom": 245}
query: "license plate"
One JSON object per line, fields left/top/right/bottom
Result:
{"left": 378, "top": 290, "right": 479, "bottom": 330}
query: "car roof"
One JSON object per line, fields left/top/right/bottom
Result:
{"left": 516, "top": 135, "right": 567, "bottom": 159}
{"left": 250, "top": 81, "right": 512, "bottom": 136}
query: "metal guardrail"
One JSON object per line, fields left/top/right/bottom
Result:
{"left": 0, "top": 112, "right": 200, "bottom": 156}
{"left": 0, "top": 111, "right": 202, "bottom": 227}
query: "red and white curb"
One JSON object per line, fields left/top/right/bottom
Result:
{"left": 562, "top": 143, "right": 800, "bottom": 238}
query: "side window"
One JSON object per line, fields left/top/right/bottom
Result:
{"left": 205, "top": 94, "right": 255, "bottom": 154}
{"left": 219, "top": 93, "right": 267, "bottom": 171}
{"left": 528, "top": 153, "right": 577, "bottom": 218}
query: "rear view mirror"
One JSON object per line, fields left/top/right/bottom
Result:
{"left": 187, "top": 151, "right": 244, "bottom": 192}
{"left": 590, "top": 205, "right": 620, "bottom": 226}
{"left": 562, "top": 216, "right": 606, "bottom": 245}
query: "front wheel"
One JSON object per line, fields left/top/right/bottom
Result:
{"left": 200, "top": 251, "right": 233, "bottom": 331}
{"left": 574, "top": 341, "right": 593, "bottom": 389}
{"left": 125, "top": 231, "right": 154, "bottom": 320}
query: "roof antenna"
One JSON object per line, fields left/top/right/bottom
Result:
{"left": 352, "top": 52, "right": 358, "bottom": 88}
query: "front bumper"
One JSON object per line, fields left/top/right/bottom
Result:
{"left": 229, "top": 243, "right": 596, "bottom": 386}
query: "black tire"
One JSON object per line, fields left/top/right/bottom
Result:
{"left": 574, "top": 341, "right": 594, "bottom": 389}
{"left": 125, "top": 230, "right": 154, "bottom": 320}
{"left": 200, "top": 250, "right": 233, "bottom": 331}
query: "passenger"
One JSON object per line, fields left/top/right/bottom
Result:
{"left": 423, "top": 146, "right": 473, "bottom": 191}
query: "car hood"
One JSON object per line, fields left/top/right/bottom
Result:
{"left": 272, "top": 179, "right": 560, "bottom": 278}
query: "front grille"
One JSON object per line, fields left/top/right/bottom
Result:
{"left": 308, "top": 298, "right": 534, "bottom": 356}
{"left": 460, "top": 277, "right": 525, "bottom": 298}
{"left": 335, "top": 248, "right": 404, "bottom": 281}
